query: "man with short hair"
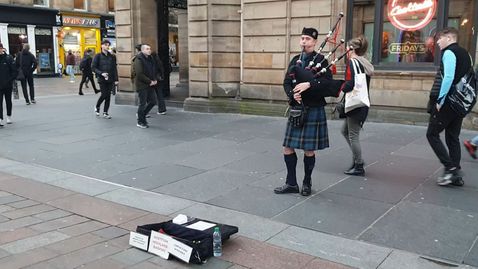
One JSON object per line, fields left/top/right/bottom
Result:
{"left": 0, "top": 43, "right": 17, "bottom": 126}
{"left": 426, "top": 27, "right": 471, "bottom": 186}
{"left": 92, "top": 40, "right": 118, "bottom": 119}
{"left": 78, "top": 49, "right": 98, "bottom": 95}
{"left": 134, "top": 44, "right": 158, "bottom": 128}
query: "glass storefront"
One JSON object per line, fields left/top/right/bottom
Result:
{"left": 35, "top": 28, "right": 55, "bottom": 73}
{"left": 347, "top": 0, "right": 477, "bottom": 68}
{"left": 7, "top": 25, "right": 28, "bottom": 56}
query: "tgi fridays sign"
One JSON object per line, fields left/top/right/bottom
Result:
{"left": 62, "top": 16, "right": 100, "bottom": 28}
{"left": 388, "top": 0, "right": 436, "bottom": 31}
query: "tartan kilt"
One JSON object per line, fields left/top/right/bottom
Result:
{"left": 283, "top": 106, "right": 329, "bottom": 151}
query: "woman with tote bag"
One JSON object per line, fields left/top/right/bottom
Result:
{"left": 340, "top": 35, "right": 374, "bottom": 176}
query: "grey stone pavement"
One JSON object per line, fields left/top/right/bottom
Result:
{"left": 0, "top": 77, "right": 478, "bottom": 268}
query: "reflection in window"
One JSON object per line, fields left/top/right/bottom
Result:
{"left": 33, "top": 0, "right": 49, "bottom": 6}
{"left": 447, "top": 0, "right": 476, "bottom": 52}
{"left": 74, "top": 0, "right": 86, "bottom": 10}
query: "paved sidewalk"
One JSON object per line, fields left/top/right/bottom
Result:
{"left": 0, "top": 170, "right": 352, "bottom": 269}
{"left": 1, "top": 81, "right": 478, "bottom": 268}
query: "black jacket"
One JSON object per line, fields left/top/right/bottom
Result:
{"left": 134, "top": 53, "right": 159, "bottom": 91}
{"left": 0, "top": 53, "right": 17, "bottom": 89}
{"left": 427, "top": 43, "right": 471, "bottom": 113}
{"left": 80, "top": 56, "right": 93, "bottom": 74}
{"left": 16, "top": 50, "right": 37, "bottom": 76}
{"left": 92, "top": 51, "right": 118, "bottom": 84}
{"left": 284, "top": 52, "right": 333, "bottom": 107}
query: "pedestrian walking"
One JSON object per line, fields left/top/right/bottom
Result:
{"left": 152, "top": 51, "right": 167, "bottom": 115}
{"left": 92, "top": 40, "right": 118, "bottom": 119}
{"left": 426, "top": 27, "right": 472, "bottom": 186}
{"left": 340, "top": 35, "right": 374, "bottom": 176}
{"left": 16, "top": 44, "right": 37, "bottom": 105}
{"left": 134, "top": 44, "right": 158, "bottom": 128}
{"left": 0, "top": 43, "right": 17, "bottom": 127}
{"left": 66, "top": 50, "right": 76, "bottom": 83}
{"left": 274, "top": 27, "right": 332, "bottom": 196}
{"left": 78, "top": 49, "right": 99, "bottom": 95}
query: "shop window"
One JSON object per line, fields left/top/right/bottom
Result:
{"left": 33, "top": 0, "right": 49, "bottom": 6}
{"left": 351, "top": 1, "right": 375, "bottom": 62}
{"left": 7, "top": 26, "right": 27, "bottom": 57}
{"left": 381, "top": 0, "right": 438, "bottom": 64}
{"left": 109, "top": 0, "right": 115, "bottom": 12}
{"left": 35, "top": 28, "right": 54, "bottom": 74}
{"left": 446, "top": 0, "right": 476, "bottom": 53}
{"left": 74, "top": 0, "right": 87, "bottom": 10}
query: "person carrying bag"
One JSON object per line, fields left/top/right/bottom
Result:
{"left": 339, "top": 35, "right": 374, "bottom": 176}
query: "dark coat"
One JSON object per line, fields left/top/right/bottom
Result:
{"left": 133, "top": 53, "right": 158, "bottom": 91}
{"left": 80, "top": 56, "right": 93, "bottom": 74}
{"left": 66, "top": 53, "right": 76, "bottom": 65}
{"left": 15, "top": 50, "right": 37, "bottom": 76}
{"left": 92, "top": 51, "right": 118, "bottom": 84}
{"left": 0, "top": 53, "right": 17, "bottom": 89}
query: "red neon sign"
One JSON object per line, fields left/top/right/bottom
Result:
{"left": 388, "top": 0, "right": 436, "bottom": 31}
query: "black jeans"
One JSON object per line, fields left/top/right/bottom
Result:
{"left": 154, "top": 87, "right": 166, "bottom": 113}
{"left": 0, "top": 87, "right": 12, "bottom": 119}
{"left": 426, "top": 103, "right": 463, "bottom": 170}
{"left": 96, "top": 83, "right": 113, "bottom": 113}
{"left": 137, "top": 87, "right": 157, "bottom": 124}
{"left": 20, "top": 75, "right": 34, "bottom": 102}
{"left": 79, "top": 72, "right": 97, "bottom": 92}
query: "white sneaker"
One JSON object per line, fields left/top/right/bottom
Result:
{"left": 95, "top": 107, "right": 100, "bottom": 116}
{"left": 6, "top": 116, "right": 12, "bottom": 124}
{"left": 157, "top": 111, "right": 167, "bottom": 115}
{"left": 103, "top": 113, "right": 112, "bottom": 119}
{"left": 0, "top": 119, "right": 3, "bottom": 127}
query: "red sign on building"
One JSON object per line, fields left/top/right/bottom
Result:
{"left": 388, "top": 0, "right": 436, "bottom": 31}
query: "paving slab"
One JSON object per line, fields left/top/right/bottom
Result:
{"left": 1, "top": 204, "right": 55, "bottom": 219}
{"left": 0, "top": 216, "right": 43, "bottom": 232}
{"left": 47, "top": 193, "right": 148, "bottom": 226}
{"left": 92, "top": 226, "right": 129, "bottom": 240}
{"left": 97, "top": 188, "right": 195, "bottom": 216}
{"left": 207, "top": 185, "right": 306, "bottom": 218}
{"left": 45, "top": 233, "right": 106, "bottom": 255}
{"left": 117, "top": 213, "right": 170, "bottom": 231}
{"left": 465, "top": 240, "right": 478, "bottom": 267}
{"left": 33, "top": 209, "right": 73, "bottom": 221}
{"left": 149, "top": 255, "right": 234, "bottom": 269}
{"left": 0, "top": 177, "right": 74, "bottom": 203}
{"left": 0, "top": 164, "right": 72, "bottom": 183}
{"left": 58, "top": 220, "right": 109, "bottom": 237}
{"left": 106, "top": 163, "right": 204, "bottom": 190}
{"left": 0, "top": 247, "right": 59, "bottom": 269}
{"left": 359, "top": 201, "right": 478, "bottom": 263}
{"left": 273, "top": 191, "right": 392, "bottom": 238}
{"left": 0, "top": 227, "right": 40, "bottom": 245}
{"left": 0, "top": 231, "right": 69, "bottom": 254}
{"left": 176, "top": 147, "right": 256, "bottom": 170}
{"left": 378, "top": 250, "right": 462, "bottom": 269}
{"left": 29, "top": 215, "right": 90, "bottom": 232}
{"left": 7, "top": 199, "right": 40, "bottom": 209}
{"left": 0, "top": 194, "right": 26, "bottom": 205}
{"left": 267, "top": 225, "right": 392, "bottom": 269}
{"left": 109, "top": 248, "right": 155, "bottom": 266}
{"left": 154, "top": 168, "right": 262, "bottom": 202}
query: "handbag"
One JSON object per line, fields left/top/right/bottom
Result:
{"left": 16, "top": 53, "right": 25, "bottom": 81}
{"left": 447, "top": 55, "right": 477, "bottom": 117}
{"left": 288, "top": 103, "right": 307, "bottom": 128}
{"left": 345, "top": 59, "right": 370, "bottom": 113}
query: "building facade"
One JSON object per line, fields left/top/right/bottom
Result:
{"left": 120, "top": 0, "right": 478, "bottom": 127}
{"left": 0, "top": 0, "right": 115, "bottom": 75}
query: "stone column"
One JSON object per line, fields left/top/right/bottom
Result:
{"left": 27, "top": 25, "right": 37, "bottom": 74}
{"left": 0, "top": 23, "right": 9, "bottom": 54}
{"left": 115, "top": 0, "right": 158, "bottom": 105}
{"left": 177, "top": 9, "right": 189, "bottom": 88}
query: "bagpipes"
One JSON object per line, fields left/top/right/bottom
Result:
{"left": 289, "top": 12, "right": 348, "bottom": 98}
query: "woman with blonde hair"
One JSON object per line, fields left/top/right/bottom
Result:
{"left": 340, "top": 35, "right": 374, "bottom": 176}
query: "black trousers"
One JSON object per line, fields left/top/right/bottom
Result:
{"left": 79, "top": 72, "right": 97, "bottom": 92}
{"left": 96, "top": 83, "right": 113, "bottom": 113}
{"left": 20, "top": 75, "right": 34, "bottom": 102}
{"left": 426, "top": 103, "right": 463, "bottom": 170}
{"left": 137, "top": 87, "right": 157, "bottom": 124}
{"left": 154, "top": 87, "right": 166, "bottom": 113}
{"left": 0, "top": 87, "right": 13, "bottom": 119}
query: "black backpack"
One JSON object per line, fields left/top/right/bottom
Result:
{"left": 447, "top": 65, "right": 477, "bottom": 117}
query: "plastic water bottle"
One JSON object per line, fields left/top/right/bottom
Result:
{"left": 213, "top": 226, "right": 222, "bottom": 257}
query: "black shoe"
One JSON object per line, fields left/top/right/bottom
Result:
{"left": 344, "top": 163, "right": 365, "bottom": 176}
{"left": 26, "top": 102, "right": 31, "bottom": 105}
{"left": 85, "top": 84, "right": 89, "bottom": 88}
{"left": 94, "top": 90, "right": 100, "bottom": 94}
{"left": 31, "top": 100, "right": 36, "bottom": 104}
{"left": 79, "top": 91, "right": 84, "bottom": 95}
{"left": 301, "top": 184, "right": 311, "bottom": 196}
{"left": 344, "top": 162, "right": 355, "bottom": 173}
{"left": 451, "top": 177, "right": 464, "bottom": 187}
{"left": 274, "top": 184, "right": 299, "bottom": 194}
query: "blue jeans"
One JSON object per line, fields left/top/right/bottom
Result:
{"left": 66, "top": 65, "right": 75, "bottom": 81}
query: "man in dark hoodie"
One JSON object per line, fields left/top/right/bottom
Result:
{"left": 134, "top": 44, "right": 158, "bottom": 128}
{"left": 16, "top": 44, "right": 37, "bottom": 105}
{"left": 0, "top": 43, "right": 18, "bottom": 126}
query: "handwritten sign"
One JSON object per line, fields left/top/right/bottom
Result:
{"left": 148, "top": 231, "right": 170, "bottom": 259}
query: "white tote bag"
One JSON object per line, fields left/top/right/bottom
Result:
{"left": 344, "top": 59, "right": 370, "bottom": 113}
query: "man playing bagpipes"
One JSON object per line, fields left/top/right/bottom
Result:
{"left": 275, "top": 26, "right": 345, "bottom": 196}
